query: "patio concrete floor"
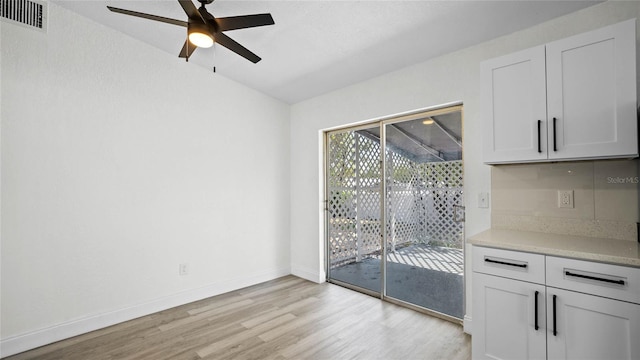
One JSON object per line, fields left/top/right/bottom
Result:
{"left": 329, "top": 244, "right": 464, "bottom": 319}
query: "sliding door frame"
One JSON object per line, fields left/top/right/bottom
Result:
{"left": 323, "top": 102, "right": 464, "bottom": 324}
{"left": 324, "top": 121, "right": 385, "bottom": 298}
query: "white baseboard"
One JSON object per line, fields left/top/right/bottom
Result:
{"left": 0, "top": 266, "right": 290, "bottom": 358}
{"left": 291, "top": 264, "right": 324, "bottom": 283}
{"left": 463, "top": 315, "right": 472, "bottom": 335}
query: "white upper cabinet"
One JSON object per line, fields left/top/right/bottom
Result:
{"left": 547, "top": 19, "right": 637, "bottom": 160}
{"left": 483, "top": 19, "right": 637, "bottom": 164}
{"left": 482, "top": 46, "right": 548, "bottom": 163}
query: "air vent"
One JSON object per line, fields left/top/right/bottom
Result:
{"left": 1, "top": 0, "right": 46, "bottom": 31}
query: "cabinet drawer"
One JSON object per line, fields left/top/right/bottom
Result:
{"left": 546, "top": 256, "right": 640, "bottom": 304}
{"left": 473, "top": 246, "right": 545, "bottom": 284}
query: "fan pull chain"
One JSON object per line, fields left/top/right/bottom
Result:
{"left": 212, "top": 42, "right": 216, "bottom": 73}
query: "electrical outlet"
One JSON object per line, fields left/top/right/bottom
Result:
{"left": 557, "top": 190, "right": 574, "bottom": 208}
{"left": 179, "top": 263, "right": 189, "bottom": 276}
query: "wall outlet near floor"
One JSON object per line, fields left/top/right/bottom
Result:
{"left": 557, "top": 190, "right": 574, "bottom": 208}
{"left": 179, "top": 263, "right": 189, "bottom": 276}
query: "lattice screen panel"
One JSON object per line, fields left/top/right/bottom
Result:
{"left": 327, "top": 132, "right": 382, "bottom": 267}
{"left": 328, "top": 130, "right": 464, "bottom": 268}
{"left": 420, "top": 161, "right": 464, "bottom": 247}
{"left": 385, "top": 152, "right": 423, "bottom": 252}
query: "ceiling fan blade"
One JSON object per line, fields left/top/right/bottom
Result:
{"left": 214, "top": 32, "right": 261, "bottom": 63}
{"left": 178, "top": 0, "right": 204, "bottom": 22}
{"left": 178, "top": 39, "right": 197, "bottom": 59}
{"left": 107, "top": 6, "right": 188, "bottom": 27}
{"left": 216, "top": 14, "right": 274, "bottom": 31}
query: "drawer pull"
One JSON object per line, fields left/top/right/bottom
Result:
{"left": 552, "top": 294, "right": 557, "bottom": 336}
{"left": 564, "top": 270, "right": 626, "bottom": 286}
{"left": 484, "top": 257, "right": 528, "bottom": 268}
{"left": 552, "top": 117, "right": 558, "bottom": 152}
{"left": 534, "top": 290, "right": 539, "bottom": 331}
{"left": 537, "top": 120, "right": 542, "bottom": 153}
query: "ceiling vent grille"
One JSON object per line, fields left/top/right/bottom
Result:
{"left": 1, "top": 0, "right": 46, "bottom": 31}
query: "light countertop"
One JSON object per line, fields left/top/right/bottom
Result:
{"left": 468, "top": 229, "right": 640, "bottom": 268}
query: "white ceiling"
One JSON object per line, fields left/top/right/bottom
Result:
{"left": 54, "top": 0, "right": 602, "bottom": 104}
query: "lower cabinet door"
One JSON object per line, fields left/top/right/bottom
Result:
{"left": 473, "top": 273, "right": 547, "bottom": 360}
{"left": 547, "top": 288, "right": 640, "bottom": 360}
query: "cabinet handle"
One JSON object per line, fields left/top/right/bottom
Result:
{"left": 552, "top": 294, "right": 557, "bottom": 336}
{"left": 534, "top": 290, "right": 539, "bottom": 331}
{"left": 484, "top": 257, "right": 528, "bottom": 268}
{"left": 537, "top": 120, "right": 542, "bottom": 153}
{"left": 564, "top": 270, "right": 626, "bottom": 286}
{"left": 552, "top": 117, "right": 558, "bottom": 151}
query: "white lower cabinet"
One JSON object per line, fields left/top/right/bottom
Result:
{"left": 473, "top": 273, "right": 546, "bottom": 360}
{"left": 546, "top": 288, "right": 640, "bottom": 360}
{"left": 473, "top": 246, "right": 640, "bottom": 360}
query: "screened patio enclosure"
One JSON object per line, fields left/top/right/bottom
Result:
{"left": 326, "top": 107, "right": 464, "bottom": 320}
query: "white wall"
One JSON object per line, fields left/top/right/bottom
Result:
{"left": 289, "top": 0, "right": 640, "bottom": 327}
{"left": 1, "top": 3, "right": 290, "bottom": 356}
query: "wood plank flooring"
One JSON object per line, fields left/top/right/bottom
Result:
{"left": 5, "top": 276, "right": 471, "bottom": 360}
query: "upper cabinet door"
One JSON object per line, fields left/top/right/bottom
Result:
{"left": 546, "top": 19, "right": 637, "bottom": 160}
{"left": 482, "top": 45, "right": 548, "bottom": 163}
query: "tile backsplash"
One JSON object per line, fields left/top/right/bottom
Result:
{"left": 491, "top": 159, "right": 639, "bottom": 241}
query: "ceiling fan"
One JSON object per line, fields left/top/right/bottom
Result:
{"left": 107, "top": 0, "right": 274, "bottom": 63}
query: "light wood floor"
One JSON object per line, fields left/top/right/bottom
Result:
{"left": 6, "top": 276, "right": 471, "bottom": 360}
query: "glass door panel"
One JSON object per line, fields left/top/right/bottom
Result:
{"left": 383, "top": 110, "right": 464, "bottom": 319}
{"left": 326, "top": 125, "right": 382, "bottom": 294}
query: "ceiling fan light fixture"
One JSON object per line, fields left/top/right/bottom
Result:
{"left": 188, "top": 23, "right": 213, "bottom": 48}
{"left": 189, "top": 32, "right": 213, "bottom": 48}
{"left": 107, "top": 2, "right": 273, "bottom": 63}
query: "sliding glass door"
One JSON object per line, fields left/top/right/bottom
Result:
{"left": 326, "top": 124, "right": 382, "bottom": 294}
{"left": 326, "top": 105, "right": 464, "bottom": 320}
{"left": 383, "top": 109, "right": 464, "bottom": 319}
